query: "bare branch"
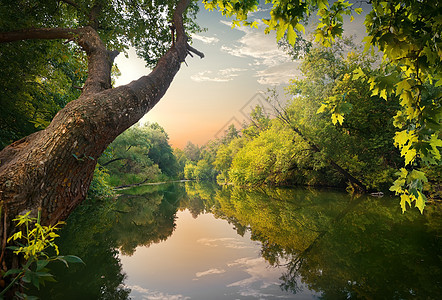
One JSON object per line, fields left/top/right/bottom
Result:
{"left": 187, "top": 44, "right": 204, "bottom": 59}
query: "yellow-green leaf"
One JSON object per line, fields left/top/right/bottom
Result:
{"left": 316, "top": 103, "right": 328, "bottom": 114}
{"left": 404, "top": 148, "right": 417, "bottom": 165}
{"left": 379, "top": 89, "right": 387, "bottom": 100}
{"left": 286, "top": 24, "right": 297, "bottom": 45}
{"left": 331, "top": 113, "right": 344, "bottom": 125}
{"left": 415, "top": 191, "right": 426, "bottom": 214}
{"left": 409, "top": 169, "right": 428, "bottom": 182}
{"left": 294, "top": 23, "right": 305, "bottom": 34}
{"left": 276, "top": 22, "right": 288, "bottom": 41}
{"left": 352, "top": 67, "right": 364, "bottom": 80}
{"left": 400, "top": 194, "right": 411, "bottom": 213}
{"left": 394, "top": 129, "right": 411, "bottom": 147}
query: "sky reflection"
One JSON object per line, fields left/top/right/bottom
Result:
{"left": 119, "top": 210, "right": 314, "bottom": 299}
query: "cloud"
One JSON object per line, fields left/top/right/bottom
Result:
{"left": 197, "top": 237, "right": 253, "bottom": 249}
{"left": 192, "top": 33, "right": 220, "bottom": 44}
{"left": 255, "top": 61, "right": 303, "bottom": 85}
{"left": 219, "top": 20, "right": 299, "bottom": 85}
{"left": 126, "top": 285, "right": 190, "bottom": 300}
{"left": 195, "top": 268, "right": 226, "bottom": 278}
{"left": 227, "top": 257, "right": 292, "bottom": 299}
{"left": 191, "top": 68, "right": 246, "bottom": 82}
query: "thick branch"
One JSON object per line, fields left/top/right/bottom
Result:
{"left": 127, "top": 0, "right": 203, "bottom": 108}
{"left": 0, "top": 28, "right": 79, "bottom": 43}
{"left": 101, "top": 157, "right": 124, "bottom": 167}
{"left": 0, "top": 26, "right": 119, "bottom": 95}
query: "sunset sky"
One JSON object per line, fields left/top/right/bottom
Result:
{"left": 114, "top": 2, "right": 368, "bottom": 148}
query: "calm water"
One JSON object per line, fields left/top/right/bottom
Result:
{"left": 35, "top": 182, "right": 441, "bottom": 299}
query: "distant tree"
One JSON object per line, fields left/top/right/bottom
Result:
{"left": 183, "top": 141, "right": 201, "bottom": 162}
{"left": 99, "top": 123, "right": 178, "bottom": 187}
{"left": 221, "top": 124, "right": 240, "bottom": 144}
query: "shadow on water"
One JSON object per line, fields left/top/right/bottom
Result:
{"left": 34, "top": 182, "right": 441, "bottom": 299}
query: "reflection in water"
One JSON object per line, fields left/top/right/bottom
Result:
{"left": 210, "top": 185, "right": 442, "bottom": 299}
{"left": 35, "top": 182, "right": 441, "bottom": 299}
{"left": 35, "top": 183, "right": 186, "bottom": 299}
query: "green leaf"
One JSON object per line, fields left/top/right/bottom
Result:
{"left": 286, "top": 24, "right": 297, "bottom": 46}
{"left": 317, "top": 0, "right": 328, "bottom": 11}
{"left": 3, "top": 268, "right": 23, "bottom": 277}
{"left": 57, "top": 255, "right": 85, "bottom": 267}
{"left": 409, "top": 169, "right": 428, "bottom": 183}
{"left": 36, "top": 260, "right": 49, "bottom": 271}
{"left": 294, "top": 23, "right": 305, "bottom": 34}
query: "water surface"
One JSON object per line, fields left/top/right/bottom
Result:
{"left": 36, "top": 182, "right": 441, "bottom": 299}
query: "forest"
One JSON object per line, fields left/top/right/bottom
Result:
{"left": 0, "top": 0, "right": 440, "bottom": 298}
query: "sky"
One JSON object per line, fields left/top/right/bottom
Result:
{"left": 114, "top": 2, "right": 368, "bottom": 148}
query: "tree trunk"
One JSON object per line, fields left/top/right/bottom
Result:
{"left": 0, "top": 0, "right": 201, "bottom": 265}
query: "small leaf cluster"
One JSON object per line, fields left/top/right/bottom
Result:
{"left": 1, "top": 210, "right": 83, "bottom": 299}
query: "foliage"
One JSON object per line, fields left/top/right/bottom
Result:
{"left": 0, "top": 0, "right": 201, "bottom": 66}
{"left": 0, "top": 210, "right": 83, "bottom": 299}
{"left": 229, "top": 121, "right": 298, "bottom": 186}
{"left": 183, "top": 141, "right": 201, "bottom": 162}
{"left": 99, "top": 122, "right": 178, "bottom": 186}
{"left": 204, "top": 0, "right": 441, "bottom": 210}
{"left": 286, "top": 40, "right": 403, "bottom": 191}
{"left": 87, "top": 164, "right": 115, "bottom": 199}
{"left": 0, "top": 0, "right": 202, "bottom": 149}
{"left": 183, "top": 39, "right": 405, "bottom": 192}
{"left": 0, "top": 40, "right": 86, "bottom": 149}
{"left": 181, "top": 140, "right": 219, "bottom": 181}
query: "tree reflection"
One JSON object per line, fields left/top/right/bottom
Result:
{"left": 35, "top": 183, "right": 441, "bottom": 299}
{"left": 211, "top": 186, "right": 442, "bottom": 299}
{"left": 34, "top": 183, "right": 185, "bottom": 299}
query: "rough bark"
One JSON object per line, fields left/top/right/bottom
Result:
{"left": 0, "top": 0, "right": 201, "bottom": 265}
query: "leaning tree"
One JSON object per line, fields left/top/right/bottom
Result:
{"left": 0, "top": 0, "right": 204, "bottom": 258}
{"left": 0, "top": 0, "right": 440, "bottom": 272}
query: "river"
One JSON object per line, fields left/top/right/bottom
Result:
{"left": 35, "top": 182, "right": 441, "bottom": 299}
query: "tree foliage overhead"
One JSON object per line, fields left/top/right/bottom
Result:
{"left": 0, "top": 0, "right": 201, "bottom": 148}
{"left": 0, "top": 0, "right": 201, "bottom": 65}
